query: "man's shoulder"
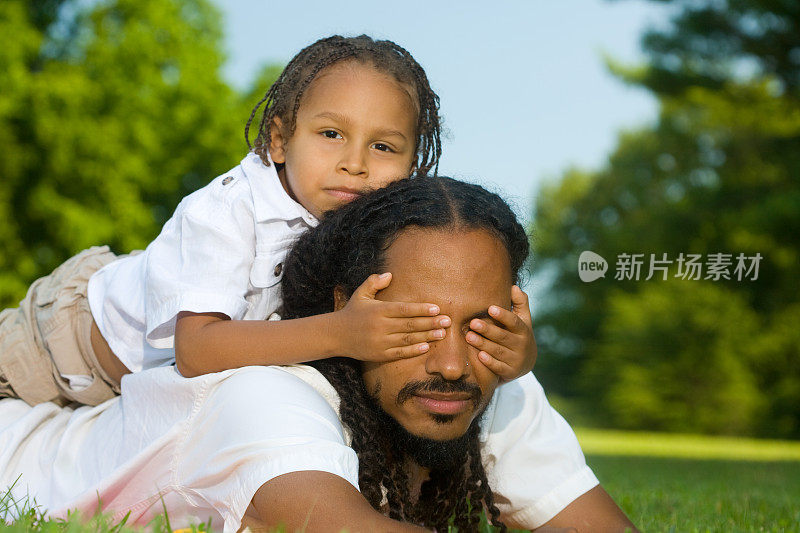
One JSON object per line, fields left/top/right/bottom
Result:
{"left": 215, "top": 365, "right": 336, "bottom": 404}
{"left": 270, "top": 365, "right": 341, "bottom": 411}
{"left": 196, "top": 366, "right": 347, "bottom": 437}
{"left": 480, "top": 372, "right": 546, "bottom": 441}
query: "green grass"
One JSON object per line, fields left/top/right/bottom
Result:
{"left": 574, "top": 428, "right": 800, "bottom": 532}
{"left": 576, "top": 427, "right": 800, "bottom": 461}
{"left": 0, "top": 482, "right": 212, "bottom": 533}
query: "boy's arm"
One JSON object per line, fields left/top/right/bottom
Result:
{"left": 175, "top": 311, "right": 341, "bottom": 377}
{"left": 175, "top": 311, "right": 366, "bottom": 377}
{"left": 175, "top": 273, "right": 450, "bottom": 378}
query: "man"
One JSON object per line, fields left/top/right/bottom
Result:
{"left": 0, "top": 177, "right": 636, "bottom": 533}
{"left": 247, "top": 176, "right": 636, "bottom": 532}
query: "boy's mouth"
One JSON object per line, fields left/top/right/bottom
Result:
{"left": 326, "top": 187, "right": 365, "bottom": 202}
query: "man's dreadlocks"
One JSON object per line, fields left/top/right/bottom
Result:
{"left": 281, "top": 176, "right": 531, "bottom": 531}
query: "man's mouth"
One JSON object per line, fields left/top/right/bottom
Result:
{"left": 412, "top": 392, "right": 474, "bottom": 416}
{"left": 397, "top": 377, "right": 482, "bottom": 417}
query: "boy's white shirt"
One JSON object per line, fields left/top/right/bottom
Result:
{"left": 87, "top": 152, "right": 317, "bottom": 373}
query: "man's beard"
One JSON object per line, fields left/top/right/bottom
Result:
{"left": 382, "top": 408, "right": 482, "bottom": 470}
{"left": 368, "top": 377, "right": 490, "bottom": 471}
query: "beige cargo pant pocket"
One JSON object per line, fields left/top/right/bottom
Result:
{"left": 0, "top": 307, "right": 61, "bottom": 405}
{"left": 0, "top": 246, "right": 119, "bottom": 406}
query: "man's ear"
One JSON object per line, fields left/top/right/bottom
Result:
{"left": 333, "top": 286, "right": 349, "bottom": 311}
{"left": 269, "top": 116, "right": 287, "bottom": 164}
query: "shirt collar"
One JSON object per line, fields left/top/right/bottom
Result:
{"left": 241, "top": 151, "right": 318, "bottom": 227}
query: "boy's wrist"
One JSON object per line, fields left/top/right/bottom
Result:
{"left": 318, "top": 311, "right": 348, "bottom": 359}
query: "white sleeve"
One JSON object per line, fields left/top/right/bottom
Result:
{"left": 144, "top": 174, "right": 257, "bottom": 347}
{"left": 480, "top": 373, "right": 599, "bottom": 529}
{"left": 173, "top": 367, "right": 360, "bottom": 533}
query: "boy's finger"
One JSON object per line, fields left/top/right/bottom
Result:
{"left": 476, "top": 351, "right": 514, "bottom": 379}
{"left": 511, "top": 285, "right": 533, "bottom": 326}
{"left": 391, "top": 315, "right": 451, "bottom": 333}
{"left": 487, "top": 304, "right": 524, "bottom": 332}
{"left": 469, "top": 319, "right": 513, "bottom": 345}
{"left": 387, "top": 329, "right": 446, "bottom": 348}
{"left": 385, "top": 343, "right": 431, "bottom": 360}
{"left": 465, "top": 331, "right": 511, "bottom": 363}
{"left": 385, "top": 300, "right": 441, "bottom": 317}
{"left": 352, "top": 272, "right": 393, "bottom": 300}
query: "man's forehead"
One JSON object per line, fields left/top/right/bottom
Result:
{"left": 379, "top": 227, "right": 513, "bottom": 311}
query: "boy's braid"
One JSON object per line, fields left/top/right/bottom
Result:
{"left": 288, "top": 44, "right": 357, "bottom": 133}
{"left": 245, "top": 35, "right": 442, "bottom": 176}
{"left": 388, "top": 42, "right": 441, "bottom": 175}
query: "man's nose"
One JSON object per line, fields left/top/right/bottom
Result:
{"left": 338, "top": 143, "right": 368, "bottom": 177}
{"left": 424, "top": 327, "right": 471, "bottom": 381}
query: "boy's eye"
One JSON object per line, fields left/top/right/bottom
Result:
{"left": 372, "top": 143, "right": 394, "bottom": 152}
{"left": 322, "top": 130, "right": 342, "bottom": 139}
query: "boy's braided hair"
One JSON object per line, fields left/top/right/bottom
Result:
{"left": 281, "top": 176, "right": 529, "bottom": 531}
{"left": 245, "top": 35, "right": 442, "bottom": 176}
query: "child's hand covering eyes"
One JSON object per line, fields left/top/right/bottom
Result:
{"left": 465, "top": 285, "right": 537, "bottom": 382}
{"left": 334, "top": 273, "right": 450, "bottom": 361}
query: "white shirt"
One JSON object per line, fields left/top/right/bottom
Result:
{"left": 0, "top": 366, "right": 598, "bottom": 533}
{"left": 87, "top": 153, "right": 317, "bottom": 372}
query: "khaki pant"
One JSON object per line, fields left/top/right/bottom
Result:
{"left": 0, "top": 246, "right": 121, "bottom": 406}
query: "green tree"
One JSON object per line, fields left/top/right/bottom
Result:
{"left": 0, "top": 0, "right": 275, "bottom": 307}
{"left": 533, "top": 0, "right": 800, "bottom": 436}
{"left": 583, "top": 281, "right": 765, "bottom": 434}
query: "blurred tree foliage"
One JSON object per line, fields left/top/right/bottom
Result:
{"left": 0, "top": 0, "right": 275, "bottom": 307}
{"left": 533, "top": 0, "right": 800, "bottom": 437}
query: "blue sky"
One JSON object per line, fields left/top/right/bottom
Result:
{"left": 211, "top": 0, "right": 671, "bottom": 225}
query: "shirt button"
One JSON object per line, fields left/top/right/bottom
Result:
{"left": 273, "top": 263, "right": 283, "bottom": 277}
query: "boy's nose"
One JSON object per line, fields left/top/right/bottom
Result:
{"left": 338, "top": 145, "right": 368, "bottom": 177}
{"left": 424, "top": 328, "right": 471, "bottom": 382}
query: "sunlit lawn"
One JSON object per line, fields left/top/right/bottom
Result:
{"left": 3, "top": 429, "right": 799, "bottom": 532}
{"left": 575, "top": 428, "right": 800, "bottom": 533}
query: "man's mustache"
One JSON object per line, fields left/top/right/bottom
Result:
{"left": 396, "top": 377, "right": 482, "bottom": 408}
